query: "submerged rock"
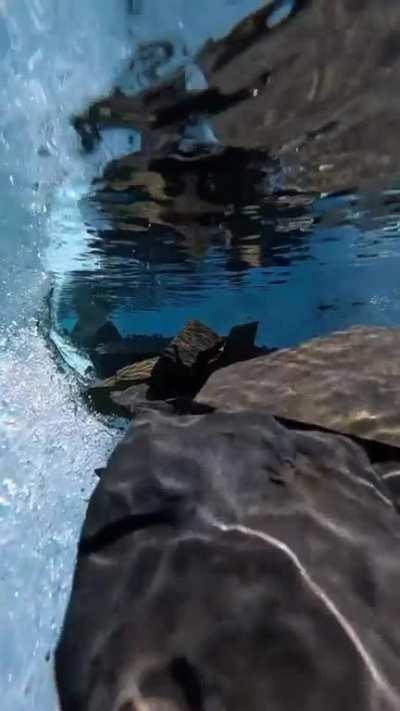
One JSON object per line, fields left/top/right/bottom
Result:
{"left": 197, "top": 326, "right": 400, "bottom": 447}
{"left": 87, "top": 319, "right": 265, "bottom": 415}
{"left": 56, "top": 408, "right": 400, "bottom": 711}
{"left": 150, "top": 319, "right": 223, "bottom": 397}
{"left": 87, "top": 357, "right": 158, "bottom": 415}
{"left": 91, "top": 334, "right": 172, "bottom": 379}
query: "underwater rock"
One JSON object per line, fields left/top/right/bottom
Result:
{"left": 87, "top": 357, "right": 158, "bottom": 415}
{"left": 71, "top": 314, "right": 122, "bottom": 352}
{"left": 87, "top": 320, "right": 266, "bottom": 415}
{"left": 87, "top": 320, "right": 222, "bottom": 414}
{"left": 74, "top": 320, "right": 122, "bottom": 350}
{"left": 150, "top": 319, "right": 223, "bottom": 397}
{"left": 197, "top": 326, "right": 400, "bottom": 447}
{"left": 91, "top": 334, "right": 172, "bottom": 379}
{"left": 110, "top": 382, "right": 152, "bottom": 415}
{"left": 56, "top": 408, "right": 400, "bottom": 711}
{"left": 217, "top": 320, "right": 268, "bottom": 368}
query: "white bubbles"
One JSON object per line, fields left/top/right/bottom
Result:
{"left": 0, "top": 327, "right": 116, "bottom": 711}
{"left": 0, "top": 0, "right": 133, "bottom": 201}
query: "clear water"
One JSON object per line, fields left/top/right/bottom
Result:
{"left": 2, "top": 1, "right": 400, "bottom": 710}
{"left": 54, "top": 190, "right": 400, "bottom": 351}
{"left": 0, "top": 2, "right": 266, "bottom": 709}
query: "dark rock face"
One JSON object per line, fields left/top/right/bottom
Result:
{"left": 197, "top": 326, "right": 400, "bottom": 447}
{"left": 71, "top": 319, "right": 122, "bottom": 351}
{"left": 215, "top": 321, "right": 267, "bottom": 370}
{"left": 56, "top": 409, "right": 400, "bottom": 711}
{"left": 87, "top": 357, "right": 158, "bottom": 416}
{"left": 150, "top": 320, "right": 223, "bottom": 397}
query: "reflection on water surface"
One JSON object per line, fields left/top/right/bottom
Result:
{"left": 49, "top": 0, "right": 400, "bottom": 372}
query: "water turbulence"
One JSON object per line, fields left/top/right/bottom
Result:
{"left": 3, "top": 1, "right": 400, "bottom": 710}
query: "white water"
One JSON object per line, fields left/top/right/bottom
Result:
{"left": 0, "top": 2, "right": 266, "bottom": 708}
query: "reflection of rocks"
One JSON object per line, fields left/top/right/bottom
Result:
{"left": 71, "top": 319, "right": 122, "bottom": 350}
{"left": 87, "top": 320, "right": 267, "bottom": 415}
{"left": 75, "top": 0, "right": 400, "bottom": 194}
{"left": 56, "top": 408, "right": 400, "bottom": 711}
{"left": 90, "top": 177, "right": 313, "bottom": 288}
{"left": 198, "top": 326, "right": 400, "bottom": 447}
{"left": 191, "top": 0, "right": 400, "bottom": 192}
{"left": 95, "top": 145, "right": 292, "bottom": 245}
{"left": 66, "top": 0, "right": 400, "bottom": 330}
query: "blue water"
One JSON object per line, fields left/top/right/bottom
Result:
{"left": 54, "top": 189, "right": 400, "bottom": 353}
{"left": 2, "top": 2, "right": 400, "bottom": 710}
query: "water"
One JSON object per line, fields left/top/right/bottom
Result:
{"left": 48, "top": 0, "right": 400, "bottom": 363}
{"left": 0, "top": 2, "right": 267, "bottom": 709}
{"left": 53, "top": 188, "right": 400, "bottom": 351}
{"left": 0, "top": 2, "right": 132, "bottom": 707}
{"left": 2, "top": 1, "right": 400, "bottom": 709}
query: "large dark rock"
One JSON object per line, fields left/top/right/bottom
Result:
{"left": 221, "top": 321, "right": 258, "bottom": 363}
{"left": 56, "top": 409, "right": 400, "bottom": 711}
{"left": 197, "top": 326, "right": 400, "bottom": 447}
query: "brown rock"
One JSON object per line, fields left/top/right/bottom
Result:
{"left": 197, "top": 326, "right": 400, "bottom": 447}
{"left": 86, "top": 321, "right": 222, "bottom": 413}
{"left": 87, "top": 357, "right": 157, "bottom": 415}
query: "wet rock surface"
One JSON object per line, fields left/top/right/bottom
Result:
{"left": 197, "top": 326, "right": 400, "bottom": 447}
{"left": 56, "top": 408, "right": 400, "bottom": 711}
